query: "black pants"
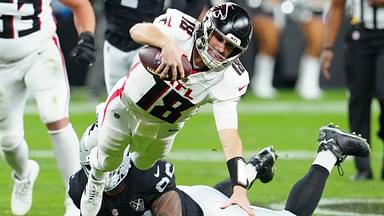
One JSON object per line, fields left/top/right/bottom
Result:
{"left": 344, "top": 25, "right": 384, "bottom": 172}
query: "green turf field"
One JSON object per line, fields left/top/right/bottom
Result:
{"left": 0, "top": 89, "right": 383, "bottom": 215}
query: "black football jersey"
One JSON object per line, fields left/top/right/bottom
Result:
{"left": 104, "top": 0, "right": 165, "bottom": 51}
{"left": 68, "top": 160, "right": 176, "bottom": 216}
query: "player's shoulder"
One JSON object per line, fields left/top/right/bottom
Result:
{"left": 154, "top": 8, "right": 199, "bottom": 38}
{"left": 210, "top": 59, "right": 250, "bottom": 100}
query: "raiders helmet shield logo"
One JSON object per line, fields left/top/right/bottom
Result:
{"left": 129, "top": 198, "right": 145, "bottom": 212}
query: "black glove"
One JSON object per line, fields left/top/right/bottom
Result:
{"left": 70, "top": 31, "right": 96, "bottom": 66}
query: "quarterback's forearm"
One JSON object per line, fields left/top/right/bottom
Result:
{"left": 218, "top": 129, "right": 244, "bottom": 160}
{"left": 130, "top": 23, "right": 174, "bottom": 49}
{"left": 324, "top": 0, "right": 346, "bottom": 48}
{"left": 61, "top": 0, "right": 95, "bottom": 34}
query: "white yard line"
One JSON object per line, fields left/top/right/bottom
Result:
{"left": 29, "top": 149, "right": 317, "bottom": 160}
{"left": 24, "top": 100, "right": 381, "bottom": 114}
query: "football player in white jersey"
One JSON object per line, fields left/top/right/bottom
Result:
{"left": 79, "top": 2, "right": 255, "bottom": 216}
{"left": 0, "top": 0, "right": 95, "bottom": 215}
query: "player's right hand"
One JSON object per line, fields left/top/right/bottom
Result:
{"left": 320, "top": 47, "right": 334, "bottom": 80}
{"left": 155, "top": 41, "right": 185, "bottom": 81}
{"left": 221, "top": 186, "right": 255, "bottom": 216}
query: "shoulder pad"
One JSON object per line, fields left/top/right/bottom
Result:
{"left": 153, "top": 9, "right": 198, "bottom": 40}
{"left": 210, "top": 59, "right": 249, "bottom": 101}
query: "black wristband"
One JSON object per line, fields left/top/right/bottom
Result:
{"left": 79, "top": 31, "right": 95, "bottom": 44}
{"left": 227, "top": 157, "right": 248, "bottom": 189}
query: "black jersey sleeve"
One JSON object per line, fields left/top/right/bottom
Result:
{"left": 104, "top": 0, "right": 165, "bottom": 51}
{"left": 68, "top": 169, "right": 88, "bottom": 209}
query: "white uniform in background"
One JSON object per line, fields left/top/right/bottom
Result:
{"left": 0, "top": 0, "right": 80, "bottom": 214}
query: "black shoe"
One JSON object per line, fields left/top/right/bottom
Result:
{"left": 318, "top": 124, "right": 371, "bottom": 165}
{"left": 247, "top": 146, "right": 278, "bottom": 188}
{"left": 350, "top": 171, "right": 373, "bottom": 181}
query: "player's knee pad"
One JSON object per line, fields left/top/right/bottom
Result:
{"left": 0, "top": 133, "right": 23, "bottom": 152}
{"left": 37, "top": 101, "right": 67, "bottom": 124}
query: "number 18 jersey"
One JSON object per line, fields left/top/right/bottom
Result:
{"left": 121, "top": 9, "right": 249, "bottom": 124}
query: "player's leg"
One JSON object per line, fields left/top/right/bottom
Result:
{"left": 26, "top": 39, "right": 81, "bottom": 215}
{"left": 251, "top": 14, "right": 281, "bottom": 99}
{"left": 296, "top": 16, "right": 323, "bottom": 100}
{"left": 103, "top": 40, "right": 139, "bottom": 93}
{"left": 129, "top": 121, "right": 183, "bottom": 170}
{"left": 80, "top": 88, "right": 133, "bottom": 215}
{"left": 345, "top": 35, "right": 375, "bottom": 180}
{"left": 0, "top": 60, "right": 39, "bottom": 215}
{"left": 378, "top": 98, "right": 384, "bottom": 180}
{"left": 284, "top": 124, "right": 370, "bottom": 215}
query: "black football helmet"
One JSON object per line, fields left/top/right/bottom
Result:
{"left": 195, "top": 2, "right": 253, "bottom": 71}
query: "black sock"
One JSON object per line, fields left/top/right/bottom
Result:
{"left": 284, "top": 165, "right": 329, "bottom": 216}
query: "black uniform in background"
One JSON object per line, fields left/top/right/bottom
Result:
{"left": 104, "top": 0, "right": 203, "bottom": 52}
{"left": 104, "top": 0, "right": 165, "bottom": 52}
{"left": 344, "top": 0, "right": 384, "bottom": 180}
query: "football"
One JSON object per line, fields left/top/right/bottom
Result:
{"left": 138, "top": 46, "right": 192, "bottom": 80}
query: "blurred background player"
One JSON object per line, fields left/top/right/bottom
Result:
{"left": 79, "top": 3, "right": 255, "bottom": 216}
{"left": 288, "top": 0, "right": 329, "bottom": 100}
{"left": 321, "top": 0, "right": 384, "bottom": 180}
{"left": 0, "top": 0, "right": 95, "bottom": 215}
{"left": 241, "top": 0, "right": 328, "bottom": 100}
{"left": 102, "top": 0, "right": 204, "bottom": 94}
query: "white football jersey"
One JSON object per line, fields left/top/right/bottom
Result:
{"left": 121, "top": 9, "right": 249, "bottom": 124}
{"left": 0, "top": 0, "right": 57, "bottom": 61}
{"left": 178, "top": 185, "right": 296, "bottom": 216}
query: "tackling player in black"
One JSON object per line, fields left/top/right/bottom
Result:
{"left": 68, "top": 123, "right": 370, "bottom": 216}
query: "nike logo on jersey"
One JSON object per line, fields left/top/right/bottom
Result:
{"left": 238, "top": 85, "right": 247, "bottom": 91}
{"left": 154, "top": 166, "right": 160, "bottom": 177}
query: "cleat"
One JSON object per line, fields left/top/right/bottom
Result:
{"left": 80, "top": 175, "right": 105, "bottom": 216}
{"left": 11, "top": 160, "right": 40, "bottom": 216}
{"left": 318, "top": 124, "right": 371, "bottom": 165}
{"left": 246, "top": 146, "right": 278, "bottom": 188}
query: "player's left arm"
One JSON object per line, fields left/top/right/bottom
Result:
{"left": 60, "top": 0, "right": 96, "bottom": 65}
{"left": 213, "top": 100, "right": 255, "bottom": 216}
{"left": 59, "top": 0, "right": 95, "bottom": 33}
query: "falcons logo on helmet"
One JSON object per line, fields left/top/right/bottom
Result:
{"left": 210, "top": 4, "right": 228, "bottom": 20}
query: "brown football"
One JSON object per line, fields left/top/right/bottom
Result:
{"left": 138, "top": 46, "right": 192, "bottom": 80}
